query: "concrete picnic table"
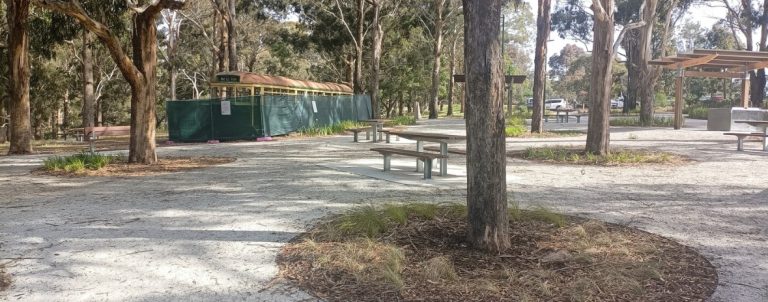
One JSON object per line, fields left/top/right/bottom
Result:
{"left": 549, "top": 108, "right": 579, "bottom": 123}
{"left": 388, "top": 130, "right": 466, "bottom": 176}
{"left": 734, "top": 120, "right": 768, "bottom": 151}
{"left": 361, "top": 119, "right": 390, "bottom": 142}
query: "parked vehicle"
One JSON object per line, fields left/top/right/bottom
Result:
{"left": 526, "top": 97, "right": 534, "bottom": 108}
{"left": 545, "top": 98, "right": 568, "bottom": 110}
{"left": 611, "top": 98, "right": 624, "bottom": 109}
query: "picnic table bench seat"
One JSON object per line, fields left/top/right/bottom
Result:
{"left": 723, "top": 132, "right": 768, "bottom": 151}
{"left": 378, "top": 128, "right": 402, "bottom": 143}
{"left": 348, "top": 127, "right": 373, "bottom": 142}
{"left": 370, "top": 147, "right": 447, "bottom": 179}
{"left": 69, "top": 126, "right": 131, "bottom": 141}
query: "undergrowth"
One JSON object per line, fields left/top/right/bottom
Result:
{"left": 43, "top": 152, "right": 120, "bottom": 172}
{"left": 297, "top": 120, "right": 365, "bottom": 136}
{"left": 610, "top": 116, "right": 676, "bottom": 127}
{"left": 517, "top": 146, "right": 682, "bottom": 166}
{"left": 386, "top": 115, "right": 417, "bottom": 127}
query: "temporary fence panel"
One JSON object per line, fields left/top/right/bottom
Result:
{"left": 167, "top": 94, "right": 371, "bottom": 142}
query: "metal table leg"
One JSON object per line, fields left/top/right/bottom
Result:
{"left": 371, "top": 122, "right": 378, "bottom": 142}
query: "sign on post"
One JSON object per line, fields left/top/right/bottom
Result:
{"left": 221, "top": 101, "right": 231, "bottom": 116}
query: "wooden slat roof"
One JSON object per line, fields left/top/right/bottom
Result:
{"left": 649, "top": 49, "right": 768, "bottom": 74}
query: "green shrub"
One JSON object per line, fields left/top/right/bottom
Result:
{"left": 43, "top": 152, "right": 117, "bottom": 172}
{"left": 386, "top": 115, "right": 416, "bottom": 127}
{"left": 685, "top": 106, "right": 709, "bottom": 120}
{"left": 506, "top": 109, "right": 528, "bottom": 137}
{"left": 610, "top": 116, "right": 675, "bottom": 127}
{"left": 298, "top": 120, "right": 365, "bottom": 137}
{"left": 654, "top": 93, "right": 670, "bottom": 108}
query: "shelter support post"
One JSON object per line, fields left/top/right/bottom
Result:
{"left": 674, "top": 68, "right": 684, "bottom": 130}
{"left": 741, "top": 72, "right": 751, "bottom": 108}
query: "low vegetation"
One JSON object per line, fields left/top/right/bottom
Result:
{"left": 385, "top": 115, "right": 417, "bottom": 127}
{"left": 505, "top": 108, "right": 528, "bottom": 137}
{"left": 43, "top": 152, "right": 119, "bottom": 172}
{"left": 297, "top": 121, "right": 366, "bottom": 137}
{"left": 278, "top": 203, "right": 716, "bottom": 302}
{"left": 38, "top": 156, "right": 235, "bottom": 177}
{"left": 510, "top": 146, "right": 685, "bottom": 166}
{"left": 685, "top": 106, "right": 709, "bottom": 120}
{"left": 610, "top": 116, "right": 676, "bottom": 127}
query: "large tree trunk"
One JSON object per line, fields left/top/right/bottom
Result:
{"left": 429, "top": 0, "right": 445, "bottom": 119}
{"left": 6, "top": 0, "right": 33, "bottom": 154}
{"left": 227, "top": 0, "right": 237, "bottom": 71}
{"left": 637, "top": 0, "right": 658, "bottom": 126}
{"left": 531, "top": 0, "right": 550, "bottom": 133}
{"left": 370, "top": 0, "right": 383, "bottom": 118}
{"left": 447, "top": 34, "right": 457, "bottom": 116}
{"left": 353, "top": 0, "right": 365, "bottom": 94}
{"left": 129, "top": 13, "right": 159, "bottom": 164}
{"left": 217, "top": 10, "right": 228, "bottom": 72}
{"left": 82, "top": 31, "right": 96, "bottom": 140}
{"left": 586, "top": 0, "right": 614, "bottom": 155}
{"left": 462, "top": 0, "right": 510, "bottom": 253}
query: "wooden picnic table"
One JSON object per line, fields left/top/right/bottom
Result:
{"left": 388, "top": 130, "right": 466, "bottom": 176}
{"left": 734, "top": 120, "right": 768, "bottom": 151}
{"left": 362, "top": 119, "right": 391, "bottom": 142}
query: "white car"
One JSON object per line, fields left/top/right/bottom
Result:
{"left": 611, "top": 99, "right": 624, "bottom": 109}
{"left": 545, "top": 99, "right": 568, "bottom": 110}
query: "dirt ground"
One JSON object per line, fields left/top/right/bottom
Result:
{"left": 0, "top": 118, "right": 766, "bottom": 301}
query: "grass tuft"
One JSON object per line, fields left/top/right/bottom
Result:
{"left": 422, "top": 256, "right": 458, "bottom": 282}
{"left": 386, "top": 115, "right": 417, "bottom": 127}
{"left": 610, "top": 116, "right": 676, "bottom": 127}
{"left": 297, "top": 120, "right": 365, "bottom": 137}
{"left": 510, "top": 206, "right": 567, "bottom": 228}
{"left": 515, "top": 146, "right": 682, "bottom": 166}
{"left": 43, "top": 152, "right": 118, "bottom": 172}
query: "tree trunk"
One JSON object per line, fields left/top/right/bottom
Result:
{"left": 531, "top": 0, "right": 550, "bottom": 133}
{"left": 217, "top": 10, "right": 228, "bottom": 72}
{"left": 82, "top": 31, "right": 96, "bottom": 140}
{"left": 447, "top": 35, "right": 457, "bottom": 116}
{"left": 227, "top": 0, "right": 237, "bottom": 71}
{"left": 462, "top": 0, "right": 510, "bottom": 253}
{"left": 429, "top": 0, "right": 445, "bottom": 119}
{"left": 129, "top": 13, "right": 159, "bottom": 164}
{"left": 6, "top": 0, "right": 33, "bottom": 154}
{"left": 398, "top": 92, "right": 404, "bottom": 116}
{"left": 370, "top": 0, "right": 383, "bottom": 118}
{"left": 353, "top": 0, "right": 365, "bottom": 94}
{"left": 638, "top": 0, "right": 659, "bottom": 126}
{"left": 62, "top": 89, "right": 70, "bottom": 135}
{"left": 586, "top": 0, "right": 614, "bottom": 155}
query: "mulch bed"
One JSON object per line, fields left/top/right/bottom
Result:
{"left": 278, "top": 208, "right": 717, "bottom": 302}
{"left": 33, "top": 156, "right": 236, "bottom": 177}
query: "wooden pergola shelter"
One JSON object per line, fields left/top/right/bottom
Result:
{"left": 649, "top": 49, "right": 768, "bottom": 129}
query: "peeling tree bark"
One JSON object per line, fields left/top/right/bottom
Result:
{"left": 586, "top": 0, "right": 615, "bottom": 155}
{"left": 463, "top": 0, "right": 510, "bottom": 253}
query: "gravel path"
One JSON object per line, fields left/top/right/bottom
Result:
{"left": 1, "top": 118, "right": 766, "bottom": 301}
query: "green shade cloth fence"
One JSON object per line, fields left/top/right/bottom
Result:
{"left": 167, "top": 94, "right": 372, "bottom": 142}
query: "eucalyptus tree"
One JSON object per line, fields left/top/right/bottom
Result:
{"left": 37, "top": 0, "right": 185, "bottom": 164}
{"left": 463, "top": 0, "right": 510, "bottom": 252}
{"left": 5, "top": 0, "right": 33, "bottom": 154}
{"left": 531, "top": 0, "right": 550, "bottom": 133}
{"left": 721, "top": 0, "right": 768, "bottom": 107}
{"left": 420, "top": 0, "right": 459, "bottom": 119}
